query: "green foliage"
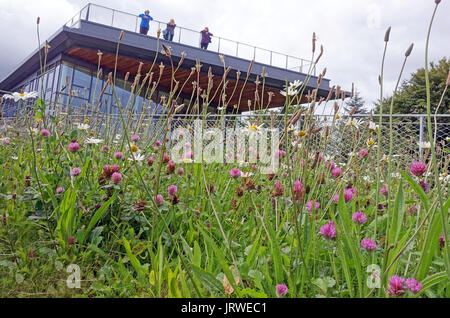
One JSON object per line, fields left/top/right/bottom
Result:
{"left": 375, "top": 57, "right": 449, "bottom": 114}
{"left": 344, "top": 89, "right": 368, "bottom": 114}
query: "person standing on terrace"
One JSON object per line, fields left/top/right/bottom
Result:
{"left": 139, "top": 10, "right": 153, "bottom": 35}
{"left": 200, "top": 27, "right": 213, "bottom": 50}
{"left": 164, "top": 19, "right": 176, "bottom": 41}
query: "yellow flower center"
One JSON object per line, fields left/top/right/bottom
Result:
{"left": 84, "top": 119, "right": 90, "bottom": 123}
{"left": 297, "top": 130, "right": 306, "bottom": 137}
{"left": 367, "top": 140, "right": 375, "bottom": 146}
{"left": 36, "top": 118, "right": 43, "bottom": 123}
{"left": 130, "top": 145, "right": 139, "bottom": 152}
{"left": 249, "top": 125, "right": 258, "bottom": 132}
{"left": 19, "top": 93, "right": 25, "bottom": 97}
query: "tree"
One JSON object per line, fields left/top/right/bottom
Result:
{"left": 375, "top": 57, "right": 449, "bottom": 114}
{"left": 344, "top": 89, "right": 368, "bottom": 114}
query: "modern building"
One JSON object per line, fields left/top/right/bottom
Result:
{"left": 0, "top": 3, "right": 335, "bottom": 118}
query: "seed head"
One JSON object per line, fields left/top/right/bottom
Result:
{"left": 314, "top": 45, "right": 323, "bottom": 64}
{"left": 312, "top": 32, "right": 317, "bottom": 53}
{"left": 405, "top": 43, "right": 414, "bottom": 57}
{"left": 384, "top": 26, "right": 391, "bottom": 42}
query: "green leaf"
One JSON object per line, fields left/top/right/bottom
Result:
{"left": 191, "top": 264, "right": 223, "bottom": 296}
{"left": 200, "top": 228, "right": 242, "bottom": 297}
{"left": 263, "top": 216, "right": 284, "bottom": 285}
{"left": 78, "top": 194, "right": 116, "bottom": 245}
{"left": 399, "top": 171, "right": 430, "bottom": 211}
{"left": 240, "top": 288, "right": 268, "bottom": 298}
{"left": 413, "top": 272, "right": 448, "bottom": 298}
{"left": 388, "top": 179, "right": 405, "bottom": 246}
{"left": 193, "top": 241, "right": 202, "bottom": 267}
{"left": 122, "top": 237, "right": 147, "bottom": 279}
{"left": 333, "top": 187, "right": 363, "bottom": 296}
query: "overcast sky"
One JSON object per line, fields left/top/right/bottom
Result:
{"left": 0, "top": 0, "right": 448, "bottom": 112}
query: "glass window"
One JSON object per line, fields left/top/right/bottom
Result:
{"left": 70, "top": 97, "right": 88, "bottom": 109}
{"left": 90, "top": 76, "right": 104, "bottom": 97}
{"left": 73, "top": 66, "right": 92, "bottom": 89}
{"left": 57, "top": 93, "right": 70, "bottom": 107}
{"left": 52, "top": 64, "right": 60, "bottom": 94}
{"left": 42, "top": 72, "right": 49, "bottom": 91}
{"left": 35, "top": 76, "right": 41, "bottom": 94}
{"left": 58, "top": 62, "right": 73, "bottom": 94}
{"left": 46, "top": 69, "right": 55, "bottom": 91}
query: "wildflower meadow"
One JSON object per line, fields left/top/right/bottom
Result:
{"left": 0, "top": 1, "right": 449, "bottom": 299}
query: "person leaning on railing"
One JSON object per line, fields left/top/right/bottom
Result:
{"left": 200, "top": 27, "right": 213, "bottom": 50}
{"left": 163, "top": 19, "right": 176, "bottom": 41}
{"left": 138, "top": 10, "right": 153, "bottom": 35}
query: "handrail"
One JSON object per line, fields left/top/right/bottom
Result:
{"left": 65, "top": 3, "right": 316, "bottom": 75}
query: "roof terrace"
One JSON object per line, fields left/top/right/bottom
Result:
{"left": 66, "top": 3, "right": 316, "bottom": 74}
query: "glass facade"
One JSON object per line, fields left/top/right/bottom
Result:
{"left": 1, "top": 58, "right": 219, "bottom": 118}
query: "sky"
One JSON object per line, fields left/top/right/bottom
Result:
{"left": 0, "top": 0, "right": 448, "bottom": 113}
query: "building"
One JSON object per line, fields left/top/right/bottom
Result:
{"left": 0, "top": 3, "right": 335, "bottom": 118}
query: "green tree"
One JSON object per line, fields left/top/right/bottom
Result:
{"left": 344, "top": 89, "right": 368, "bottom": 114}
{"left": 375, "top": 57, "right": 449, "bottom": 114}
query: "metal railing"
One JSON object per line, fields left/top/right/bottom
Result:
{"left": 64, "top": 3, "right": 316, "bottom": 74}
{"left": 3, "top": 99, "right": 448, "bottom": 165}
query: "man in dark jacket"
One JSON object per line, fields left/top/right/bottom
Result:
{"left": 139, "top": 10, "right": 153, "bottom": 35}
{"left": 200, "top": 27, "right": 213, "bottom": 49}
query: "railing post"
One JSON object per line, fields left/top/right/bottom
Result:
{"left": 85, "top": 3, "right": 90, "bottom": 20}
{"left": 301, "top": 59, "right": 304, "bottom": 73}
{"left": 135, "top": 16, "right": 138, "bottom": 32}
{"left": 218, "top": 37, "right": 221, "bottom": 53}
{"left": 285, "top": 55, "right": 288, "bottom": 69}
{"left": 270, "top": 51, "right": 273, "bottom": 66}
{"left": 419, "top": 115, "right": 424, "bottom": 160}
{"left": 111, "top": 10, "right": 115, "bottom": 26}
{"left": 178, "top": 28, "right": 181, "bottom": 43}
{"left": 236, "top": 42, "right": 239, "bottom": 57}
{"left": 253, "top": 47, "right": 256, "bottom": 60}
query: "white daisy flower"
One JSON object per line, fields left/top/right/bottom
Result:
{"left": 244, "top": 121, "right": 264, "bottom": 134}
{"left": 280, "top": 81, "right": 302, "bottom": 97}
{"left": 3, "top": 91, "right": 38, "bottom": 102}
{"left": 129, "top": 152, "right": 145, "bottom": 163}
{"left": 417, "top": 141, "right": 431, "bottom": 149}
{"left": 346, "top": 118, "right": 363, "bottom": 129}
{"left": 439, "top": 173, "right": 449, "bottom": 184}
{"left": 76, "top": 123, "right": 90, "bottom": 131}
{"left": 368, "top": 121, "right": 379, "bottom": 132}
{"left": 85, "top": 137, "right": 103, "bottom": 144}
